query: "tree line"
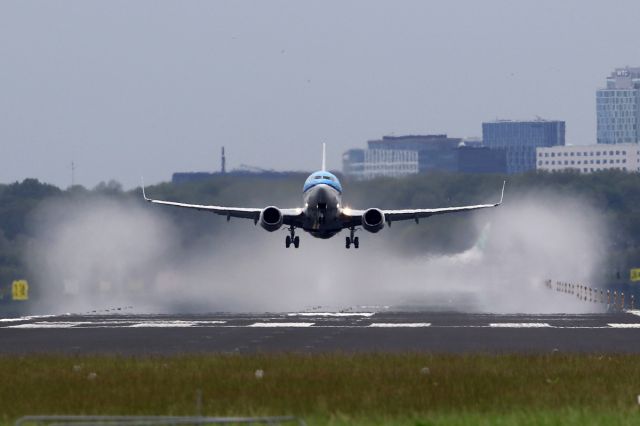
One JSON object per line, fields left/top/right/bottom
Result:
{"left": 1, "top": 170, "right": 640, "bottom": 306}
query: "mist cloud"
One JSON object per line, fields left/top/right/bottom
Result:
{"left": 25, "top": 192, "right": 609, "bottom": 314}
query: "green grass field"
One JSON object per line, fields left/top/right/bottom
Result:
{"left": 1, "top": 353, "right": 640, "bottom": 425}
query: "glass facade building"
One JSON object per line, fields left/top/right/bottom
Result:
{"left": 596, "top": 67, "right": 640, "bottom": 145}
{"left": 363, "top": 149, "right": 419, "bottom": 179}
{"left": 458, "top": 146, "right": 507, "bottom": 174}
{"left": 367, "top": 135, "right": 462, "bottom": 173}
{"left": 342, "top": 149, "right": 365, "bottom": 180}
{"left": 482, "top": 120, "right": 565, "bottom": 174}
{"left": 343, "top": 135, "right": 507, "bottom": 179}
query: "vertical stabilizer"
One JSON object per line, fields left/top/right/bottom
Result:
{"left": 322, "top": 143, "right": 326, "bottom": 171}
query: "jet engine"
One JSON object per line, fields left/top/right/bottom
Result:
{"left": 362, "top": 208, "right": 385, "bottom": 233}
{"left": 259, "top": 206, "right": 284, "bottom": 232}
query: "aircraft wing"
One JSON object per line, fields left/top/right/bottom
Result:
{"left": 142, "top": 186, "right": 304, "bottom": 224}
{"left": 341, "top": 181, "right": 505, "bottom": 226}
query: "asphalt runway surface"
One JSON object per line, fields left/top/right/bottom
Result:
{"left": 3, "top": 310, "right": 640, "bottom": 354}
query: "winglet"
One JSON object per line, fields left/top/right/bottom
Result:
{"left": 498, "top": 180, "right": 506, "bottom": 205}
{"left": 141, "top": 177, "right": 150, "bottom": 201}
{"left": 322, "top": 143, "right": 326, "bottom": 171}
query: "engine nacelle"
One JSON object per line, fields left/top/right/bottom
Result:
{"left": 362, "top": 208, "right": 385, "bottom": 233}
{"left": 259, "top": 206, "right": 283, "bottom": 232}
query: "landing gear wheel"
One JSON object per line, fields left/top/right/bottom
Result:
{"left": 286, "top": 226, "right": 298, "bottom": 249}
{"left": 347, "top": 226, "right": 359, "bottom": 249}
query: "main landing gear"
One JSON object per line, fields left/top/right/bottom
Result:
{"left": 345, "top": 227, "right": 359, "bottom": 249}
{"left": 285, "top": 226, "right": 300, "bottom": 248}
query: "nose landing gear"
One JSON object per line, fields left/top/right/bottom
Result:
{"left": 345, "top": 227, "right": 359, "bottom": 249}
{"left": 285, "top": 226, "right": 300, "bottom": 248}
{"left": 317, "top": 203, "right": 327, "bottom": 225}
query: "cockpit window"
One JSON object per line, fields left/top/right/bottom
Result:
{"left": 304, "top": 173, "right": 342, "bottom": 193}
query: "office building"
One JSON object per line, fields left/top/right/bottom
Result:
{"left": 342, "top": 149, "right": 365, "bottom": 180}
{"left": 368, "top": 135, "right": 462, "bottom": 173}
{"left": 597, "top": 67, "right": 640, "bottom": 145}
{"left": 363, "top": 149, "right": 419, "bottom": 180}
{"left": 458, "top": 146, "right": 507, "bottom": 174}
{"left": 343, "top": 134, "right": 507, "bottom": 179}
{"left": 536, "top": 144, "right": 640, "bottom": 173}
{"left": 483, "top": 119, "right": 565, "bottom": 173}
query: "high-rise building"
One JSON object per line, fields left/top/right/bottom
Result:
{"left": 597, "top": 67, "right": 640, "bottom": 145}
{"left": 482, "top": 119, "right": 565, "bottom": 173}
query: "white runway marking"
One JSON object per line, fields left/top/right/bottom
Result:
{"left": 4, "top": 317, "right": 640, "bottom": 330}
{"left": 128, "top": 321, "right": 226, "bottom": 328}
{"left": 608, "top": 323, "right": 640, "bottom": 328}
{"left": 369, "top": 323, "right": 431, "bottom": 328}
{"left": 288, "top": 312, "right": 374, "bottom": 317}
{"left": 626, "top": 310, "right": 640, "bottom": 317}
{"left": 249, "top": 322, "right": 315, "bottom": 327}
{"left": 0, "top": 315, "right": 57, "bottom": 323}
{"left": 7, "top": 321, "right": 91, "bottom": 329}
{"left": 489, "top": 323, "right": 551, "bottom": 328}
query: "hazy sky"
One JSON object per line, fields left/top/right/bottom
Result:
{"left": 2, "top": 1, "right": 640, "bottom": 188}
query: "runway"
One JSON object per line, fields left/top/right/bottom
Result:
{"left": 3, "top": 310, "right": 640, "bottom": 354}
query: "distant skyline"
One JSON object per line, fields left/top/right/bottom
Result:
{"left": 2, "top": 1, "right": 640, "bottom": 188}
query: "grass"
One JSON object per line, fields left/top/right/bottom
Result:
{"left": 1, "top": 353, "right": 640, "bottom": 425}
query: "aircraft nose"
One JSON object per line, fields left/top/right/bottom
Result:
{"left": 317, "top": 185, "right": 333, "bottom": 200}
{"left": 309, "top": 184, "right": 332, "bottom": 204}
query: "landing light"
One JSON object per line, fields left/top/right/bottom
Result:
{"left": 343, "top": 207, "right": 352, "bottom": 215}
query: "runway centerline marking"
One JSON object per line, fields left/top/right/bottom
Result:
{"left": 489, "top": 323, "right": 551, "bottom": 328}
{"left": 287, "top": 313, "right": 375, "bottom": 317}
{"left": 608, "top": 323, "right": 640, "bottom": 328}
{"left": 369, "top": 323, "right": 431, "bottom": 328}
{"left": 0, "top": 315, "right": 57, "bottom": 323}
{"left": 128, "top": 321, "right": 226, "bottom": 328}
{"left": 4, "top": 316, "right": 640, "bottom": 330}
{"left": 249, "top": 322, "right": 315, "bottom": 327}
{"left": 7, "top": 321, "right": 92, "bottom": 329}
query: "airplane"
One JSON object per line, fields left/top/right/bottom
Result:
{"left": 142, "top": 144, "right": 505, "bottom": 249}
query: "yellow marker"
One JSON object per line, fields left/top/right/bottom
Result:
{"left": 631, "top": 269, "right": 640, "bottom": 282}
{"left": 11, "top": 280, "right": 29, "bottom": 301}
